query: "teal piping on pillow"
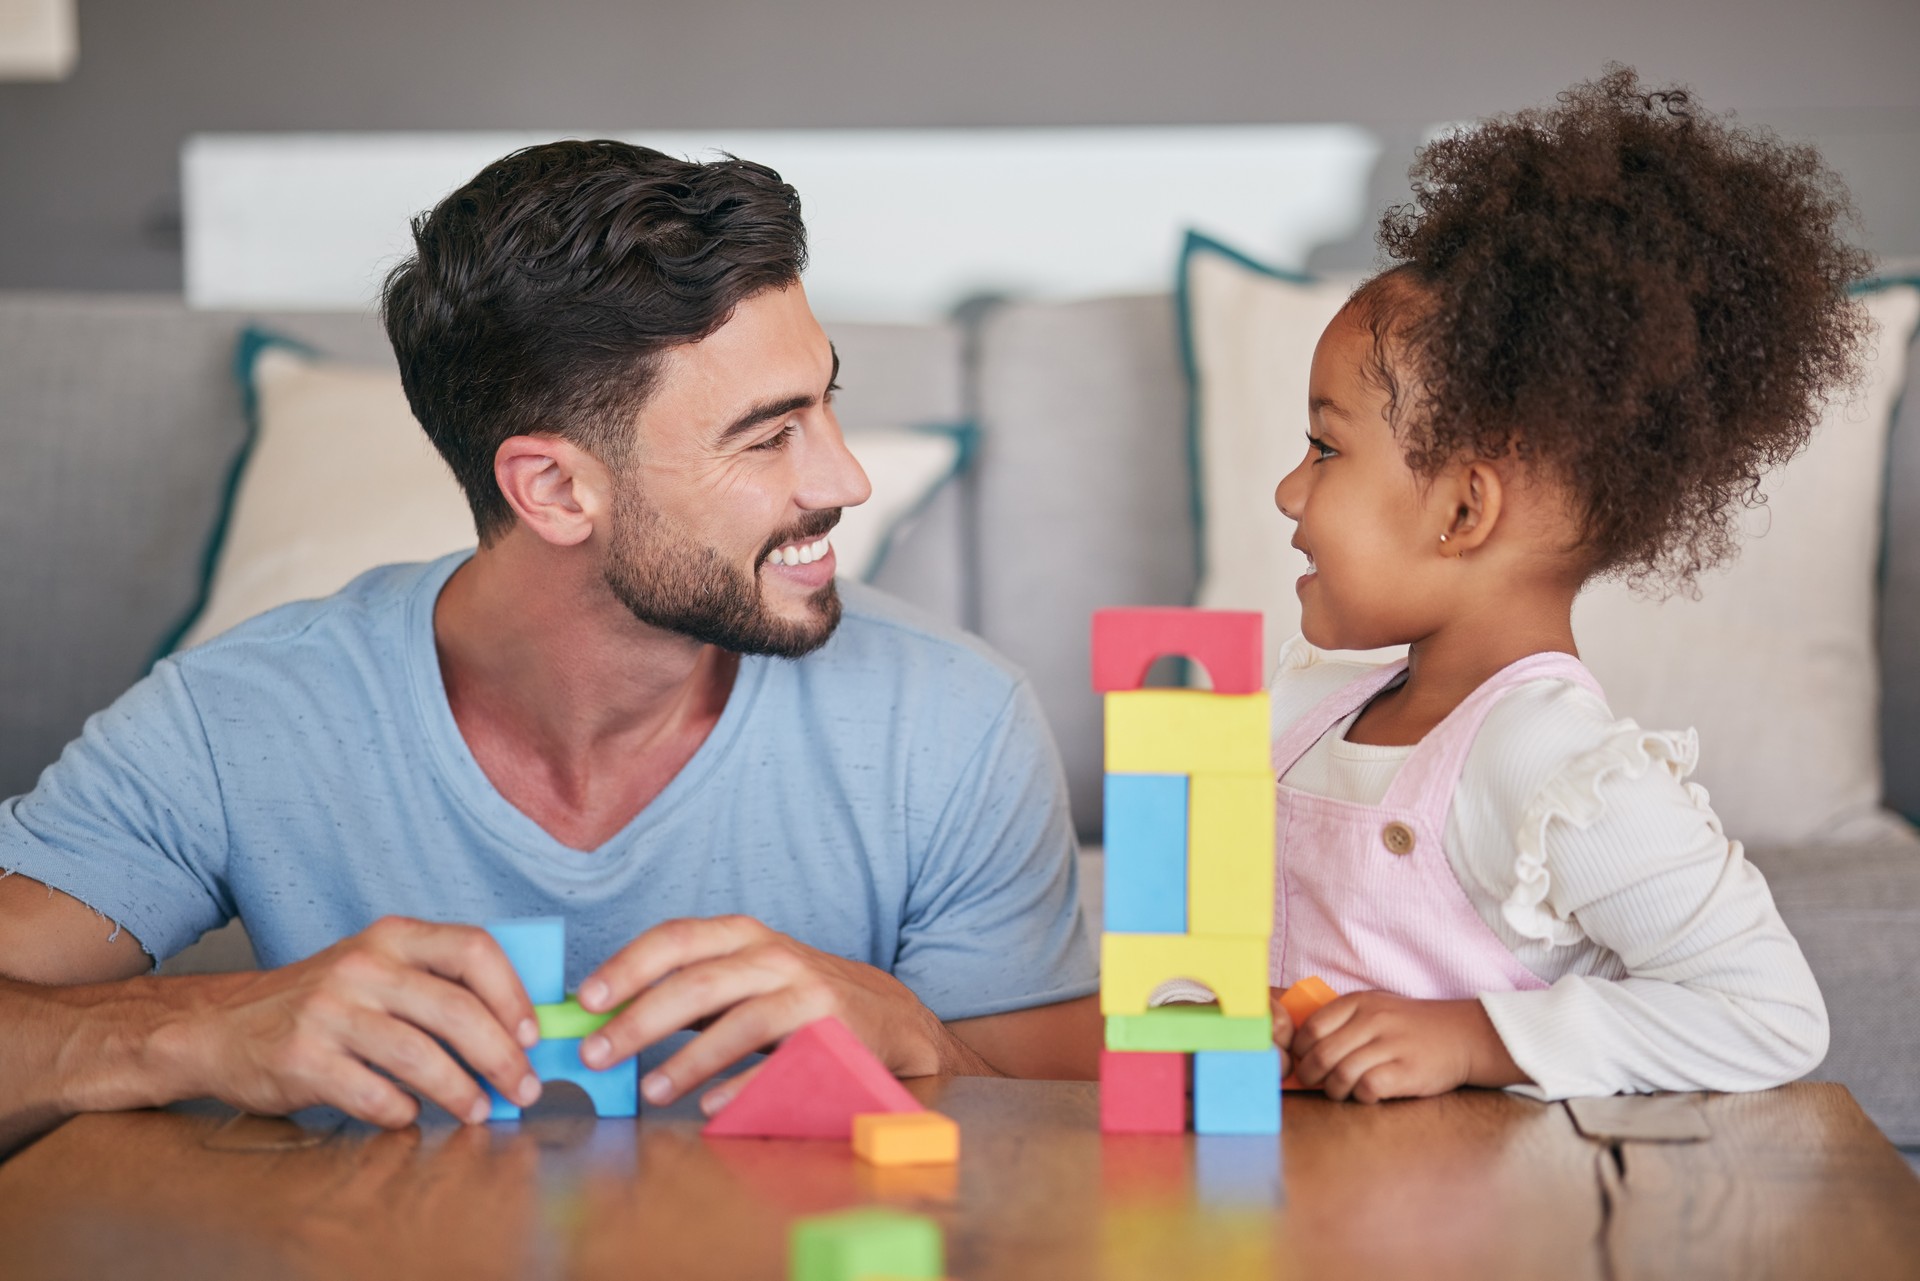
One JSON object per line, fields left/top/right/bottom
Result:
{"left": 861, "top": 419, "right": 979, "bottom": 582}
{"left": 1173, "top": 230, "right": 1319, "bottom": 597}
{"left": 149, "top": 326, "right": 319, "bottom": 663}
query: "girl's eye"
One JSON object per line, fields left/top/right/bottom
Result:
{"left": 754, "top": 422, "right": 799, "bottom": 451}
{"left": 1307, "top": 434, "right": 1337, "bottom": 462}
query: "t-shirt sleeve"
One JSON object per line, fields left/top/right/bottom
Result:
{"left": 1478, "top": 724, "right": 1830, "bottom": 1099}
{"left": 890, "top": 677, "right": 1099, "bottom": 1022}
{"left": 0, "top": 658, "right": 233, "bottom": 965}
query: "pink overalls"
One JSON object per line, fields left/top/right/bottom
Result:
{"left": 1270, "top": 651, "right": 1606, "bottom": 999}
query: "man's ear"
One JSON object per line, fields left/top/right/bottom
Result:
{"left": 1443, "top": 459, "right": 1505, "bottom": 556}
{"left": 493, "top": 435, "right": 610, "bottom": 548}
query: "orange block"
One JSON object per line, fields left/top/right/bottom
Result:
{"left": 853, "top": 1111, "right": 961, "bottom": 1167}
{"left": 1278, "top": 976, "right": 1339, "bottom": 1090}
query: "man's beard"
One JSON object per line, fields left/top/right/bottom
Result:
{"left": 601, "top": 486, "right": 842, "bottom": 659}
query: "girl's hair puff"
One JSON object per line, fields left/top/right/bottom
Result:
{"left": 1358, "top": 64, "right": 1875, "bottom": 594}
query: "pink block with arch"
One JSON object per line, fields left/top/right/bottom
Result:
{"left": 1090, "top": 608, "right": 1264, "bottom": 695}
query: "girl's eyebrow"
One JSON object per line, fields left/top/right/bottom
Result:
{"left": 1309, "top": 395, "right": 1349, "bottom": 419}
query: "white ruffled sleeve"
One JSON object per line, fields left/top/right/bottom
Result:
{"left": 1478, "top": 718, "right": 1830, "bottom": 1099}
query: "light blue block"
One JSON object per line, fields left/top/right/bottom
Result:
{"left": 1103, "top": 773, "right": 1188, "bottom": 933}
{"left": 1193, "top": 1049, "right": 1281, "bottom": 1135}
{"left": 486, "top": 916, "right": 566, "bottom": 1005}
{"left": 486, "top": 1036, "right": 639, "bottom": 1120}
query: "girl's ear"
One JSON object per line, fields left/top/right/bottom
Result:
{"left": 1444, "top": 460, "right": 1505, "bottom": 556}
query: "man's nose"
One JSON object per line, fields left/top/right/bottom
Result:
{"left": 801, "top": 420, "right": 873, "bottom": 511}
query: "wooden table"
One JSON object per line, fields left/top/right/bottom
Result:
{"left": 0, "top": 1080, "right": 1914, "bottom": 1280}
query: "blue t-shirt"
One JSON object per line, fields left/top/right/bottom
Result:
{"left": 0, "top": 555, "right": 1097, "bottom": 1066}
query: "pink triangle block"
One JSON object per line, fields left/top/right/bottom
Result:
{"left": 703, "top": 1016, "right": 924, "bottom": 1139}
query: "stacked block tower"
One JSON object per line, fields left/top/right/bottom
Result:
{"left": 481, "top": 917, "right": 638, "bottom": 1120}
{"left": 1093, "top": 608, "right": 1280, "bottom": 1135}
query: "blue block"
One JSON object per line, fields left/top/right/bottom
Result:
{"left": 486, "top": 917, "right": 566, "bottom": 1005}
{"left": 1103, "top": 773, "right": 1188, "bottom": 933}
{"left": 486, "top": 1036, "right": 639, "bottom": 1120}
{"left": 1193, "top": 1050, "right": 1281, "bottom": 1136}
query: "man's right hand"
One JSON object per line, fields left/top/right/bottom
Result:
{"left": 175, "top": 916, "right": 544, "bottom": 1128}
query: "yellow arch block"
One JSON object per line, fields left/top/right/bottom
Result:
{"left": 1100, "top": 933, "right": 1269, "bottom": 1019}
{"left": 1104, "top": 690, "right": 1269, "bottom": 776}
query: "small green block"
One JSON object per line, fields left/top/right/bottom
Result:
{"left": 1105, "top": 1006, "right": 1274, "bottom": 1053}
{"left": 534, "top": 996, "right": 615, "bottom": 1040}
{"left": 790, "top": 1208, "right": 943, "bottom": 1281}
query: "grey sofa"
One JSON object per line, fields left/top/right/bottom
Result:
{"left": 4, "top": 290, "right": 1918, "bottom": 1149}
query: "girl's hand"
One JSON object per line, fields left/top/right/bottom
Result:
{"left": 1268, "top": 986, "right": 1298, "bottom": 1077}
{"left": 1291, "top": 993, "right": 1530, "bottom": 1102}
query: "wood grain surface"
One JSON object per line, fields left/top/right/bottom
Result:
{"left": 0, "top": 1080, "right": 1911, "bottom": 1280}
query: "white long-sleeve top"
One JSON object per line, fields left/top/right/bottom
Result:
{"left": 1263, "top": 636, "right": 1831, "bottom": 1099}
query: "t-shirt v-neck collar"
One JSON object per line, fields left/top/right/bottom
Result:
{"left": 402, "top": 552, "right": 766, "bottom": 871}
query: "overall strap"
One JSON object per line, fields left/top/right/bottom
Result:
{"left": 1378, "top": 651, "right": 1606, "bottom": 815}
{"left": 1271, "top": 659, "right": 1411, "bottom": 777}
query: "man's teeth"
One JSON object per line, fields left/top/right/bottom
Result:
{"left": 768, "top": 537, "right": 832, "bottom": 567}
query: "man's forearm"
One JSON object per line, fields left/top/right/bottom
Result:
{"left": 0, "top": 973, "right": 228, "bottom": 1159}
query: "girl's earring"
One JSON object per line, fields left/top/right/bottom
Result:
{"left": 1439, "top": 533, "right": 1450, "bottom": 544}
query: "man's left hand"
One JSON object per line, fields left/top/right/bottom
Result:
{"left": 574, "top": 915, "right": 977, "bottom": 1113}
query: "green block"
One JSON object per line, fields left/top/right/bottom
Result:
{"left": 790, "top": 1208, "right": 943, "bottom": 1281}
{"left": 1106, "top": 1006, "right": 1274, "bottom": 1052}
{"left": 534, "top": 996, "right": 616, "bottom": 1040}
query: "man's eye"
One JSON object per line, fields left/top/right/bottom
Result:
{"left": 753, "top": 423, "right": 799, "bottom": 451}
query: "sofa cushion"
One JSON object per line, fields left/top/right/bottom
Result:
{"left": 1877, "top": 280, "right": 1920, "bottom": 825}
{"left": 1745, "top": 836, "right": 1920, "bottom": 1144}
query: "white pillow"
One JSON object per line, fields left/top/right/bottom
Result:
{"left": 177, "top": 338, "right": 966, "bottom": 649}
{"left": 1182, "top": 233, "right": 1920, "bottom": 846}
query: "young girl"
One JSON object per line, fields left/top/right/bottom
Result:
{"left": 1265, "top": 68, "right": 1871, "bottom": 1102}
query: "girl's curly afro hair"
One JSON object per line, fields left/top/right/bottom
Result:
{"left": 1361, "top": 64, "right": 1875, "bottom": 594}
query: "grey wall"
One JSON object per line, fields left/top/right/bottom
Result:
{"left": 2, "top": 0, "right": 1916, "bottom": 292}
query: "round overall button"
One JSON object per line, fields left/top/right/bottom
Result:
{"left": 1381, "top": 821, "right": 1417, "bottom": 856}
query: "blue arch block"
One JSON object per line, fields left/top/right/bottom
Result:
{"left": 486, "top": 1036, "right": 638, "bottom": 1121}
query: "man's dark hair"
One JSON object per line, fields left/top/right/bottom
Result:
{"left": 382, "top": 139, "right": 808, "bottom": 543}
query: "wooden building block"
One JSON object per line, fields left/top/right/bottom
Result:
{"left": 485, "top": 917, "right": 566, "bottom": 1005}
{"left": 484, "top": 1036, "right": 637, "bottom": 1121}
{"left": 1104, "top": 690, "right": 1270, "bottom": 776}
{"left": 789, "top": 1207, "right": 943, "bottom": 1281}
{"left": 1103, "top": 772, "right": 1189, "bottom": 933}
{"left": 853, "top": 1111, "right": 960, "bottom": 1167}
{"left": 704, "top": 1017, "right": 922, "bottom": 1139}
{"left": 1278, "top": 975, "right": 1339, "bottom": 1091}
{"left": 1106, "top": 1006, "right": 1274, "bottom": 1053}
{"left": 1100, "top": 1050, "right": 1188, "bottom": 1134}
{"left": 1091, "top": 607, "right": 1265, "bottom": 695}
{"left": 1193, "top": 1050, "right": 1281, "bottom": 1136}
{"left": 1187, "top": 772, "right": 1276, "bottom": 937}
{"left": 1100, "top": 933, "right": 1269, "bottom": 1019}
{"left": 533, "top": 995, "right": 616, "bottom": 1041}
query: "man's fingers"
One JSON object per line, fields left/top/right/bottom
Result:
{"left": 698, "top": 1060, "right": 767, "bottom": 1118}
{"left": 583, "top": 947, "right": 794, "bottom": 1071}
{"left": 579, "top": 916, "right": 770, "bottom": 1012}
{"left": 342, "top": 1007, "right": 498, "bottom": 1125}
{"left": 644, "top": 989, "right": 823, "bottom": 1106}
{"left": 376, "top": 918, "right": 540, "bottom": 1050}
{"left": 320, "top": 1052, "right": 424, "bottom": 1130}
{"left": 376, "top": 967, "right": 539, "bottom": 1109}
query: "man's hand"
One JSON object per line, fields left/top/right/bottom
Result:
{"left": 575, "top": 915, "right": 980, "bottom": 1113}
{"left": 169, "top": 916, "right": 542, "bottom": 1128}
{"left": 1290, "top": 992, "right": 1529, "bottom": 1102}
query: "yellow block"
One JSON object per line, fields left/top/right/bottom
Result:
{"left": 853, "top": 1111, "right": 961, "bottom": 1167}
{"left": 1187, "top": 772, "right": 1276, "bottom": 937}
{"left": 1100, "top": 933, "right": 1269, "bottom": 1019}
{"left": 1104, "top": 690, "right": 1269, "bottom": 775}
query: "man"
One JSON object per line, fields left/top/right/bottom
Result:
{"left": 0, "top": 140, "right": 1100, "bottom": 1156}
